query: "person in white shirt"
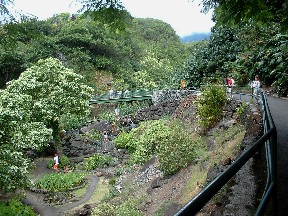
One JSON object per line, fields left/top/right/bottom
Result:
{"left": 53, "top": 153, "right": 59, "bottom": 172}
{"left": 251, "top": 75, "right": 261, "bottom": 96}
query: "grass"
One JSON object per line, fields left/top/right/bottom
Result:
{"left": 180, "top": 165, "right": 208, "bottom": 204}
{"left": 180, "top": 124, "right": 246, "bottom": 205}
{"left": 74, "top": 179, "right": 89, "bottom": 198}
{"left": 86, "top": 177, "right": 109, "bottom": 205}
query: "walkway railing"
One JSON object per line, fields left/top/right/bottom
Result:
{"left": 89, "top": 90, "right": 153, "bottom": 104}
{"left": 175, "top": 92, "right": 277, "bottom": 215}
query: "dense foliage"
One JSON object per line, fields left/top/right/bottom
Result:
{"left": 0, "top": 57, "right": 93, "bottom": 193}
{"left": 0, "top": 198, "right": 37, "bottom": 216}
{"left": 0, "top": 91, "right": 52, "bottom": 192}
{"left": 183, "top": 22, "right": 288, "bottom": 96}
{"left": 34, "top": 172, "right": 85, "bottom": 192}
{"left": 196, "top": 84, "right": 226, "bottom": 129}
{"left": 5, "top": 57, "right": 93, "bottom": 144}
{"left": 86, "top": 154, "right": 115, "bottom": 170}
{"left": 0, "top": 14, "right": 188, "bottom": 92}
{"left": 0, "top": 0, "right": 287, "bottom": 200}
{"left": 115, "top": 119, "right": 204, "bottom": 175}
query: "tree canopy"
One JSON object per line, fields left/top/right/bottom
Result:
{"left": 200, "top": 0, "right": 288, "bottom": 30}
{"left": 5, "top": 57, "right": 94, "bottom": 143}
{"left": 0, "top": 91, "right": 52, "bottom": 192}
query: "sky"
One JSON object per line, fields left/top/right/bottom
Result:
{"left": 11, "top": 0, "right": 214, "bottom": 37}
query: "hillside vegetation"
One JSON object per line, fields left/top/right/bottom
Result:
{"left": 0, "top": 1, "right": 287, "bottom": 214}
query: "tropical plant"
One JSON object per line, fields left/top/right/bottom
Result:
{"left": 86, "top": 154, "right": 115, "bottom": 170}
{"left": 5, "top": 57, "right": 93, "bottom": 145}
{"left": 0, "top": 198, "right": 37, "bottom": 216}
{"left": 157, "top": 120, "right": 204, "bottom": 175}
{"left": 34, "top": 172, "right": 85, "bottom": 192}
{"left": 195, "top": 84, "right": 227, "bottom": 130}
{"left": 115, "top": 119, "right": 205, "bottom": 175}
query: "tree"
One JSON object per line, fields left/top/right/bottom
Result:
{"left": 0, "top": 0, "right": 14, "bottom": 24}
{"left": 199, "top": 0, "right": 288, "bottom": 30}
{"left": 5, "top": 57, "right": 94, "bottom": 145}
{"left": 0, "top": 91, "right": 52, "bottom": 192}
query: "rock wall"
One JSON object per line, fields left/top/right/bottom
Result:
{"left": 118, "top": 90, "right": 199, "bottom": 125}
{"left": 152, "top": 90, "right": 199, "bottom": 105}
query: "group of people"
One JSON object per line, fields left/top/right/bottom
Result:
{"left": 224, "top": 75, "right": 261, "bottom": 98}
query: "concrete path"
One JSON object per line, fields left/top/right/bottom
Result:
{"left": 267, "top": 96, "right": 288, "bottom": 216}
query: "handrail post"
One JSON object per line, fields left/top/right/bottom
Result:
{"left": 271, "top": 129, "right": 278, "bottom": 215}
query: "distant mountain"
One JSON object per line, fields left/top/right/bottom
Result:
{"left": 181, "top": 32, "right": 211, "bottom": 42}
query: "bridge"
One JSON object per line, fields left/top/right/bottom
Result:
{"left": 89, "top": 89, "right": 153, "bottom": 104}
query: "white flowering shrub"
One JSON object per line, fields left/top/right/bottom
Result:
{"left": 0, "top": 91, "right": 52, "bottom": 192}
{"left": 6, "top": 57, "right": 94, "bottom": 142}
{"left": 0, "top": 57, "right": 93, "bottom": 192}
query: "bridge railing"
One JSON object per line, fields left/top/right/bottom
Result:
{"left": 175, "top": 92, "right": 277, "bottom": 215}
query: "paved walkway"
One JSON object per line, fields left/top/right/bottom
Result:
{"left": 23, "top": 175, "right": 99, "bottom": 216}
{"left": 23, "top": 161, "right": 99, "bottom": 216}
{"left": 267, "top": 96, "right": 288, "bottom": 215}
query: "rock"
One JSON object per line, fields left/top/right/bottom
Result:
{"left": 150, "top": 177, "right": 162, "bottom": 189}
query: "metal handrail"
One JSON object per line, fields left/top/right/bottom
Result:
{"left": 175, "top": 92, "right": 277, "bottom": 215}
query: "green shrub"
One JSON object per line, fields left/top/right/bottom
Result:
{"left": 59, "top": 113, "right": 86, "bottom": 130}
{"left": 34, "top": 172, "right": 84, "bottom": 192}
{"left": 92, "top": 198, "right": 143, "bottom": 216}
{"left": 114, "top": 130, "right": 137, "bottom": 151}
{"left": 117, "top": 100, "right": 151, "bottom": 116}
{"left": 115, "top": 198, "right": 142, "bottom": 216}
{"left": 98, "top": 111, "right": 116, "bottom": 123}
{"left": 236, "top": 101, "right": 249, "bottom": 117}
{"left": 117, "top": 120, "right": 172, "bottom": 165}
{"left": 0, "top": 198, "right": 36, "bottom": 216}
{"left": 87, "top": 129, "right": 102, "bottom": 141}
{"left": 93, "top": 203, "right": 116, "bottom": 216}
{"left": 157, "top": 120, "right": 204, "bottom": 175}
{"left": 196, "top": 84, "right": 226, "bottom": 130}
{"left": 86, "top": 154, "right": 115, "bottom": 171}
{"left": 115, "top": 119, "right": 205, "bottom": 175}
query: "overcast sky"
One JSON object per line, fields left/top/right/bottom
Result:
{"left": 11, "top": 0, "right": 214, "bottom": 37}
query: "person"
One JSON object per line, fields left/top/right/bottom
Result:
{"left": 53, "top": 153, "right": 59, "bottom": 172}
{"left": 109, "top": 88, "right": 114, "bottom": 99}
{"left": 114, "top": 107, "right": 120, "bottom": 117}
{"left": 181, "top": 79, "right": 186, "bottom": 90}
{"left": 102, "top": 130, "right": 108, "bottom": 142}
{"left": 251, "top": 75, "right": 261, "bottom": 97}
{"left": 226, "top": 76, "right": 235, "bottom": 99}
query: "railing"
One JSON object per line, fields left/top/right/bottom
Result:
{"left": 175, "top": 92, "right": 277, "bottom": 215}
{"left": 89, "top": 89, "right": 153, "bottom": 104}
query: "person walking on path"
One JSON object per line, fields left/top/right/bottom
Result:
{"left": 53, "top": 153, "right": 59, "bottom": 172}
{"left": 251, "top": 75, "right": 261, "bottom": 97}
{"left": 226, "top": 76, "right": 235, "bottom": 99}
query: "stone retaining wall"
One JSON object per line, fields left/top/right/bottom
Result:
{"left": 152, "top": 90, "right": 199, "bottom": 105}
